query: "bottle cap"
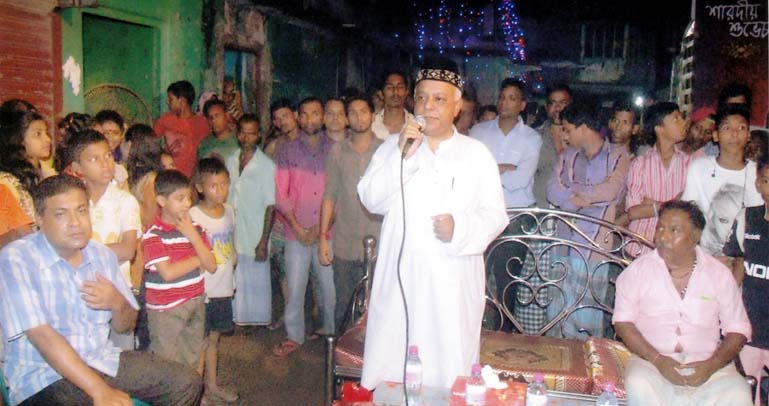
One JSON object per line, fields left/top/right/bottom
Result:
{"left": 408, "top": 345, "right": 419, "bottom": 356}
{"left": 471, "top": 363, "right": 482, "bottom": 375}
{"left": 603, "top": 381, "right": 615, "bottom": 392}
{"left": 533, "top": 372, "right": 544, "bottom": 383}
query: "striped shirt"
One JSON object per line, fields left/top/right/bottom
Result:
{"left": 0, "top": 232, "right": 139, "bottom": 405}
{"left": 142, "top": 217, "right": 211, "bottom": 310}
{"left": 626, "top": 145, "right": 692, "bottom": 254}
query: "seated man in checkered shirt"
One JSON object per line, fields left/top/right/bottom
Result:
{"left": 0, "top": 175, "right": 201, "bottom": 406}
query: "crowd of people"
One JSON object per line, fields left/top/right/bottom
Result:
{"left": 0, "top": 55, "right": 767, "bottom": 406}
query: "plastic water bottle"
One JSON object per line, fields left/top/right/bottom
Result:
{"left": 525, "top": 372, "right": 548, "bottom": 406}
{"left": 595, "top": 382, "right": 619, "bottom": 406}
{"left": 405, "top": 345, "right": 422, "bottom": 403}
{"left": 465, "top": 363, "right": 486, "bottom": 405}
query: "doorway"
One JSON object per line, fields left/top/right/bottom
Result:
{"left": 82, "top": 14, "right": 157, "bottom": 125}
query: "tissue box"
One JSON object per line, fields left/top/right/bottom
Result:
{"left": 449, "top": 376, "right": 528, "bottom": 406}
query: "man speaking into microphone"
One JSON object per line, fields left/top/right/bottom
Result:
{"left": 357, "top": 58, "right": 508, "bottom": 390}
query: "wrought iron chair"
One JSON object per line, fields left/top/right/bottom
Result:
{"left": 325, "top": 236, "right": 377, "bottom": 406}
{"left": 482, "top": 207, "right": 651, "bottom": 337}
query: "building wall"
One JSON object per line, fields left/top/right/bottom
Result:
{"left": 0, "top": 0, "right": 59, "bottom": 120}
{"left": 59, "top": 0, "right": 205, "bottom": 118}
{"left": 267, "top": 17, "right": 343, "bottom": 102}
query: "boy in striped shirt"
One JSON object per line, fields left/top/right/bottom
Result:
{"left": 142, "top": 170, "right": 217, "bottom": 369}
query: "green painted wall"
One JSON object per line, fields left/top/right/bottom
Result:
{"left": 59, "top": 0, "right": 205, "bottom": 118}
{"left": 82, "top": 14, "right": 157, "bottom": 122}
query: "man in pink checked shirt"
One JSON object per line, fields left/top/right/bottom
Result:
{"left": 272, "top": 97, "right": 336, "bottom": 357}
{"left": 613, "top": 200, "right": 752, "bottom": 406}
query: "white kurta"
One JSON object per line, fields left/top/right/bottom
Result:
{"left": 357, "top": 130, "right": 508, "bottom": 389}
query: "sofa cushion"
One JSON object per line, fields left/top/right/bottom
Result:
{"left": 585, "top": 337, "right": 631, "bottom": 398}
{"left": 335, "top": 317, "right": 367, "bottom": 370}
{"left": 480, "top": 330, "right": 593, "bottom": 394}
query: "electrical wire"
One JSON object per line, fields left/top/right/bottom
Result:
{"left": 398, "top": 151, "right": 411, "bottom": 406}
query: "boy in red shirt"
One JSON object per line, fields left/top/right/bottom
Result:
{"left": 142, "top": 170, "right": 217, "bottom": 368}
{"left": 154, "top": 81, "right": 210, "bottom": 177}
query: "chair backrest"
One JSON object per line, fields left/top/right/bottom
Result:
{"left": 337, "top": 236, "right": 378, "bottom": 333}
{"left": 484, "top": 207, "right": 654, "bottom": 338}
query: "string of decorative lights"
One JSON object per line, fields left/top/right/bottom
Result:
{"left": 498, "top": 0, "right": 526, "bottom": 61}
{"left": 412, "top": 0, "right": 527, "bottom": 63}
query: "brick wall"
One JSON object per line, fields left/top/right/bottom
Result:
{"left": 0, "top": 1, "right": 59, "bottom": 120}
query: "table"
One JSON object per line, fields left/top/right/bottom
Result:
{"left": 372, "top": 381, "right": 626, "bottom": 406}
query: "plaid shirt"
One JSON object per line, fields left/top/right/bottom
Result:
{"left": 0, "top": 232, "right": 138, "bottom": 405}
{"left": 274, "top": 132, "right": 334, "bottom": 241}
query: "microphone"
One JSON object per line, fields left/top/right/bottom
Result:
{"left": 402, "top": 115, "right": 426, "bottom": 158}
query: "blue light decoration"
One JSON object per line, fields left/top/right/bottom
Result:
{"left": 497, "top": 0, "right": 526, "bottom": 61}
{"left": 413, "top": 0, "right": 526, "bottom": 62}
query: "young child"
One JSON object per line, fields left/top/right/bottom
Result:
{"left": 189, "top": 158, "right": 238, "bottom": 402}
{"left": 620, "top": 102, "right": 690, "bottom": 254}
{"left": 93, "top": 110, "right": 129, "bottom": 188}
{"left": 93, "top": 110, "right": 127, "bottom": 162}
{"left": 608, "top": 102, "right": 639, "bottom": 155}
{"left": 723, "top": 156, "right": 769, "bottom": 406}
{"left": 68, "top": 130, "right": 142, "bottom": 349}
{"left": 142, "top": 169, "right": 216, "bottom": 369}
{"left": 154, "top": 80, "right": 210, "bottom": 177}
{"left": 161, "top": 152, "right": 177, "bottom": 170}
{"left": 682, "top": 104, "right": 763, "bottom": 254}
{"left": 221, "top": 77, "right": 243, "bottom": 122}
{"left": 198, "top": 98, "right": 239, "bottom": 161}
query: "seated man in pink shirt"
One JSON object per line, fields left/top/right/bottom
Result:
{"left": 613, "top": 200, "right": 752, "bottom": 406}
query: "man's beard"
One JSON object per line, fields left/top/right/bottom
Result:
{"left": 351, "top": 126, "right": 371, "bottom": 135}
{"left": 303, "top": 127, "right": 322, "bottom": 135}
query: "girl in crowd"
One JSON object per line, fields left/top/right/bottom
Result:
{"left": 125, "top": 123, "right": 165, "bottom": 230}
{"left": 54, "top": 112, "right": 92, "bottom": 175}
{"left": 124, "top": 123, "right": 166, "bottom": 351}
{"left": 0, "top": 110, "right": 55, "bottom": 218}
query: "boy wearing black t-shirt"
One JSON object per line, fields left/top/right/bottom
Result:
{"left": 723, "top": 156, "right": 769, "bottom": 406}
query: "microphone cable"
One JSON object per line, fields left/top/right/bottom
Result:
{"left": 398, "top": 145, "right": 411, "bottom": 406}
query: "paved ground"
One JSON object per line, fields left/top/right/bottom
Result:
{"left": 210, "top": 326, "right": 327, "bottom": 406}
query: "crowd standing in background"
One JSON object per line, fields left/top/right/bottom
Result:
{"left": 0, "top": 60, "right": 766, "bottom": 406}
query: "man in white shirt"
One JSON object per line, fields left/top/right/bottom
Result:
{"left": 470, "top": 78, "right": 542, "bottom": 208}
{"left": 470, "top": 78, "right": 542, "bottom": 332}
{"left": 371, "top": 70, "right": 414, "bottom": 140}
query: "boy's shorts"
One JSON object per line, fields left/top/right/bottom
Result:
{"left": 148, "top": 295, "right": 205, "bottom": 368}
{"left": 206, "top": 297, "right": 234, "bottom": 333}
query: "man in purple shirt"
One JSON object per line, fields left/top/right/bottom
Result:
{"left": 272, "top": 97, "right": 336, "bottom": 357}
{"left": 546, "top": 102, "right": 630, "bottom": 339}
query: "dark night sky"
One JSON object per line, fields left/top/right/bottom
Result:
{"left": 366, "top": 0, "right": 692, "bottom": 90}
{"left": 371, "top": 0, "right": 692, "bottom": 27}
{"left": 376, "top": 0, "right": 691, "bottom": 46}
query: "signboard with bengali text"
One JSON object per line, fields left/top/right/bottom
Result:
{"left": 695, "top": 0, "right": 768, "bottom": 126}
